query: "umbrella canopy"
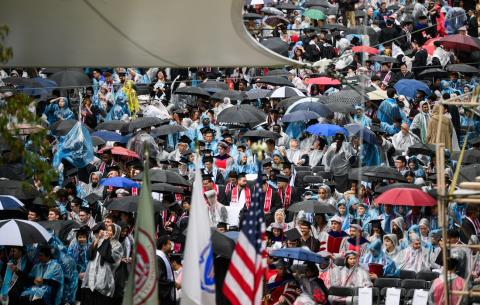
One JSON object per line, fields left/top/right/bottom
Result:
{"left": 242, "top": 129, "right": 281, "bottom": 139}
{"left": 323, "top": 102, "right": 355, "bottom": 113}
{"left": 407, "top": 143, "right": 436, "bottom": 156}
{"left": 394, "top": 79, "right": 432, "bottom": 99}
{"left": 351, "top": 45, "right": 379, "bottom": 55}
{"left": 369, "top": 55, "right": 398, "bottom": 63}
{"left": 375, "top": 183, "right": 423, "bottom": 194}
{"left": 374, "top": 188, "right": 436, "bottom": 206}
{"left": 287, "top": 200, "right": 336, "bottom": 214}
{"left": 0, "top": 195, "right": 25, "bottom": 210}
{"left": 0, "top": 180, "right": 40, "bottom": 200}
{"left": 326, "top": 89, "right": 366, "bottom": 104}
{"left": 0, "top": 219, "right": 52, "bottom": 246}
{"left": 304, "top": 0, "right": 332, "bottom": 8}
{"left": 91, "top": 136, "right": 106, "bottom": 147}
{"left": 275, "top": 96, "right": 307, "bottom": 110}
{"left": 269, "top": 86, "right": 305, "bottom": 99}
{"left": 459, "top": 164, "right": 480, "bottom": 183}
{"left": 282, "top": 110, "right": 319, "bottom": 123}
{"left": 261, "top": 6, "right": 284, "bottom": 16}
{"left": 211, "top": 90, "right": 247, "bottom": 101}
{"left": 151, "top": 183, "right": 184, "bottom": 194}
{"left": 270, "top": 247, "right": 327, "bottom": 264}
{"left": 98, "top": 146, "right": 139, "bottom": 159}
{"left": 367, "top": 89, "right": 388, "bottom": 101}
{"left": 452, "top": 150, "right": 480, "bottom": 165}
{"left": 105, "top": 196, "right": 163, "bottom": 213}
{"left": 197, "top": 81, "right": 230, "bottom": 92}
{"left": 286, "top": 100, "right": 333, "bottom": 117}
{"left": 439, "top": 34, "right": 480, "bottom": 52}
{"left": 306, "top": 123, "right": 348, "bottom": 137}
{"left": 49, "top": 71, "right": 91, "bottom": 87}
{"left": 260, "top": 38, "right": 290, "bottom": 57}
{"left": 91, "top": 130, "right": 130, "bottom": 143}
{"left": 303, "top": 8, "right": 326, "bottom": 20}
{"left": 38, "top": 220, "right": 81, "bottom": 245}
{"left": 244, "top": 88, "right": 272, "bottom": 100}
{"left": 242, "top": 12, "right": 263, "bottom": 20}
{"left": 255, "top": 76, "right": 294, "bottom": 87}
{"left": 264, "top": 15, "right": 290, "bottom": 27}
{"left": 50, "top": 119, "right": 91, "bottom": 136}
{"left": 100, "top": 177, "right": 140, "bottom": 188}
{"left": 95, "top": 120, "right": 127, "bottom": 131}
{"left": 2, "top": 77, "right": 42, "bottom": 88}
{"left": 126, "top": 117, "right": 167, "bottom": 133}
{"left": 363, "top": 166, "right": 407, "bottom": 182}
{"left": 306, "top": 77, "right": 341, "bottom": 86}
{"left": 418, "top": 68, "right": 448, "bottom": 79}
{"left": 174, "top": 86, "right": 211, "bottom": 98}
{"left": 134, "top": 169, "right": 190, "bottom": 186}
{"left": 446, "top": 64, "right": 479, "bottom": 74}
{"left": 276, "top": 2, "right": 303, "bottom": 10}
{"left": 344, "top": 124, "right": 379, "bottom": 145}
{"left": 217, "top": 105, "right": 266, "bottom": 126}
{"left": 151, "top": 124, "right": 187, "bottom": 137}
{"left": 422, "top": 37, "right": 442, "bottom": 55}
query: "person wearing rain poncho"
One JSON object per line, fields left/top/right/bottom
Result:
{"left": 418, "top": 218, "right": 431, "bottom": 246}
{"left": 390, "top": 217, "right": 407, "bottom": 249}
{"left": 20, "top": 245, "right": 64, "bottom": 305}
{"left": 83, "top": 171, "right": 104, "bottom": 197}
{"left": 54, "top": 97, "right": 75, "bottom": 121}
{"left": 329, "top": 251, "right": 371, "bottom": 304}
{"left": 231, "top": 151, "right": 256, "bottom": 175}
{"left": 106, "top": 91, "right": 130, "bottom": 121}
{"left": 353, "top": 105, "right": 372, "bottom": 127}
{"left": 317, "top": 185, "right": 336, "bottom": 206}
{"left": 82, "top": 223, "right": 124, "bottom": 305}
{"left": 122, "top": 80, "right": 139, "bottom": 116}
{"left": 68, "top": 226, "right": 91, "bottom": 302}
{"left": 50, "top": 235, "right": 79, "bottom": 305}
{"left": 383, "top": 234, "right": 404, "bottom": 267}
{"left": 43, "top": 98, "right": 60, "bottom": 125}
{"left": 429, "top": 257, "right": 467, "bottom": 305}
{"left": 398, "top": 231, "right": 431, "bottom": 272}
{"left": 392, "top": 123, "right": 420, "bottom": 153}
{"left": 335, "top": 199, "right": 351, "bottom": 232}
{"left": 360, "top": 139, "right": 381, "bottom": 167}
{"left": 361, "top": 239, "right": 399, "bottom": 279}
{"left": 0, "top": 246, "right": 32, "bottom": 304}
{"left": 407, "top": 156, "right": 425, "bottom": 178}
{"left": 324, "top": 133, "right": 356, "bottom": 193}
{"left": 427, "top": 229, "right": 442, "bottom": 270}
{"left": 354, "top": 203, "right": 372, "bottom": 232}
{"left": 339, "top": 220, "right": 370, "bottom": 257}
{"left": 411, "top": 100, "right": 431, "bottom": 143}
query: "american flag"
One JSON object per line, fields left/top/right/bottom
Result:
{"left": 223, "top": 173, "right": 267, "bottom": 305}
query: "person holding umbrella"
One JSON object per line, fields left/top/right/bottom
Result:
{"left": 323, "top": 133, "right": 355, "bottom": 193}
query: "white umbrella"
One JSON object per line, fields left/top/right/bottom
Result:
{"left": 0, "top": 219, "right": 52, "bottom": 246}
{"left": 269, "top": 86, "right": 305, "bottom": 99}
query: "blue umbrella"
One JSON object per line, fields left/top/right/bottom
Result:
{"left": 91, "top": 131, "right": 130, "bottom": 143}
{"left": 270, "top": 247, "right": 328, "bottom": 264}
{"left": 394, "top": 79, "right": 432, "bottom": 99}
{"left": 306, "top": 123, "right": 349, "bottom": 137}
{"left": 345, "top": 124, "right": 379, "bottom": 145}
{"left": 287, "top": 101, "right": 333, "bottom": 117}
{"left": 0, "top": 195, "right": 25, "bottom": 210}
{"left": 100, "top": 177, "right": 140, "bottom": 188}
{"left": 282, "top": 110, "right": 319, "bottom": 123}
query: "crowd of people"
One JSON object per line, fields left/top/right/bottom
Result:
{"left": 0, "top": 0, "right": 480, "bottom": 305}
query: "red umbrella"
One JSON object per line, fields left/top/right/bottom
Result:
{"left": 423, "top": 37, "right": 442, "bottom": 55}
{"left": 351, "top": 45, "right": 379, "bottom": 55}
{"left": 374, "top": 188, "right": 436, "bottom": 207}
{"left": 439, "top": 34, "right": 480, "bottom": 52}
{"left": 98, "top": 146, "right": 139, "bottom": 159}
{"left": 306, "top": 77, "right": 341, "bottom": 86}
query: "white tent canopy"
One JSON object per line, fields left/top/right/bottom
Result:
{"left": 1, "top": 0, "right": 295, "bottom": 67}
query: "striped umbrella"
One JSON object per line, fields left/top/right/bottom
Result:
{"left": 0, "top": 195, "right": 25, "bottom": 210}
{"left": 0, "top": 219, "right": 52, "bottom": 246}
{"left": 269, "top": 86, "right": 305, "bottom": 99}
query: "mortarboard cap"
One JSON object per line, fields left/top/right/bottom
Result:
{"left": 178, "top": 135, "right": 192, "bottom": 144}
{"left": 276, "top": 174, "right": 290, "bottom": 183}
{"left": 285, "top": 228, "right": 302, "bottom": 241}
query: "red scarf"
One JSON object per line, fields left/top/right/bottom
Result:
{"left": 279, "top": 185, "right": 292, "bottom": 210}
{"left": 263, "top": 186, "right": 273, "bottom": 213}
{"left": 231, "top": 186, "right": 251, "bottom": 209}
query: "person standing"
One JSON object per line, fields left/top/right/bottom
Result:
{"left": 156, "top": 235, "right": 176, "bottom": 305}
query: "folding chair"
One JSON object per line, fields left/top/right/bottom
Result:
{"left": 399, "top": 269, "right": 416, "bottom": 280}
{"left": 312, "top": 165, "right": 325, "bottom": 173}
{"left": 303, "top": 175, "right": 324, "bottom": 185}
{"left": 416, "top": 271, "right": 440, "bottom": 282}
{"left": 401, "top": 279, "right": 428, "bottom": 290}
{"left": 294, "top": 171, "right": 312, "bottom": 187}
{"left": 328, "top": 286, "right": 356, "bottom": 305}
{"left": 379, "top": 287, "right": 406, "bottom": 305}
{"left": 374, "top": 278, "right": 402, "bottom": 289}
{"left": 294, "top": 165, "right": 311, "bottom": 171}
{"left": 405, "top": 289, "right": 429, "bottom": 305}
{"left": 357, "top": 287, "right": 380, "bottom": 305}
{"left": 333, "top": 256, "right": 345, "bottom": 267}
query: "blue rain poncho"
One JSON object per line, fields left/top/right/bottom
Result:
{"left": 360, "top": 239, "right": 399, "bottom": 277}
{"left": 50, "top": 236, "right": 79, "bottom": 304}
{"left": 361, "top": 143, "right": 381, "bottom": 166}
{"left": 353, "top": 106, "right": 372, "bottom": 127}
{"left": 377, "top": 98, "right": 402, "bottom": 125}
{"left": 21, "top": 259, "right": 64, "bottom": 305}
{"left": 232, "top": 152, "right": 257, "bottom": 174}
{"left": 44, "top": 103, "right": 60, "bottom": 125}
{"left": 54, "top": 97, "right": 74, "bottom": 121}
{"left": 106, "top": 91, "right": 130, "bottom": 120}
{"left": 52, "top": 122, "right": 94, "bottom": 169}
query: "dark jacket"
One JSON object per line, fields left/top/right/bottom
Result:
{"left": 157, "top": 253, "right": 176, "bottom": 305}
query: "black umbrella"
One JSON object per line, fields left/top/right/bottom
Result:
{"left": 264, "top": 16, "right": 291, "bottom": 27}
{"left": 242, "top": 129, "right": 281, "bottom": 139}
{"left": 2, "top": 77, "right": 43, "bottom": 88}
{"left": 255, "top": 76, "right": 294, "bottom": 87}
{"left": 261, "top": 38, "right": 289, "bottom": 57}
{"left": 326, "top": 89, "right": 366, "bottom": 104}
{"left": 105, "top": 196, "right": 163, "bottom": 213}
{"left": 211, "top": 229, "right": 237, "bottom": 258}
{"left": 446, "top": 64, "right": 479, "bottom": 74}
{"left": 91, "top": 136, "right": 106, "bottom": 147}
{"left": 452, "top": 150, "right": 480, "bottom": 165}
{"left": 49, "top": 71, "right": 91, "bottom": 87}
{"left": 151, "top": 183, "right": 184, "bottom": 194}
{"left": 418, "top": 68, "right": 449, "bottom": 79}
{"left": 363, "top": 166, "right": 407, "bottom": 182}
{"left": 38, "top": 220, "right": 81, "bottom": 245}
{"left": 407, "top": 143, "right": 436, "bottom": 156}
{"left": 84, "top": 193, "right": 102, "bottom": 204}
{"left": 151, "top": 124, "right": 187, "bottom": 137}
{"left": 197, "top": 81, "right": 230, "bottom": 91}
{"left": 316, "top": 24, "right": 348, "bottom": 31}
{"left": 95, "top": 120, "right": 127, "bottom": 131}
{"left": 134, "top": 169, "right": 190, "bottom": 186}
{"left": 211, "top": 90, "right": 247, "bottom": 101}
{"left": 217, "top": 105, "right": 267, "bottom": 126}
{"left": 288, "top": 200, "right": 336, "bottom": 214}
{"left": 0, "top": 219, "right": 52, "bottom": 246}
{"left": 304, "top": 0, "right": 332, "bottom": 8}
{"left": 375, "top": 183, "right": 422, "bottom": 194}
{"left": 276, "top": 2, "right": 303, "bottom": 10}
{"left": 244, "top": 89, "right": 272, "bottom": 100}
{"left": 174, "top": 86, "right": 211, "bottom": 98}
{"left": 243, "top": 12, "right": 263, "bottom": 20}
{"left": 348, "top": 166, "right": 377, "bottom": 181}
{"left": 369, "top": 55, "right": 398, "bottom": 63}
{"left": 458, "top": 164, "right": 480, "bottom": 183}
{"left": 275, "top": 96, "right": 305, "bottom": 110}
{"left": 126, "top": 117, "right": 167, "bottom": 133}
{"left": 322, "top": 102, "right": 355, "bottom": 113}
{"left": 268, "top": 68, "right": 291, "bottom": 76}
{"left": 49, "top": 119, "right": 92, "bottom": 136}
{"left": 0, "top": 180, "right": 41, "bottom": 200}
